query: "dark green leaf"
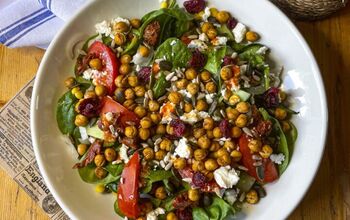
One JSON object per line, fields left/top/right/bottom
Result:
{"left": 75, "top": 76, "right": 92, "bottom": 91}
{"left": 193, "top": 207, "right": 210, "bottom": 220}
{"left": 70, "top": 127, "right": 81, "bottom": 146}
{"left": 122, "top": 29, "right": 141, "bottom": 55}
{"left": 162, "top": 196, "right": 175, "bottom": 212}
{"left": 78, "top": 163, "right": 120, "bottom": 185}
{"left": 102, "top": 35, "right": 112, "bottom": 45}
{"left": 152, "top": 72, "right": 171, "bottom": 99}
{"left": 198, "top": 196, "right": 236, "bottom": 220}
{"left": 106, "top": 182, "right": 118, "bottom": 193}
{"left": 105, "top": 163, "right": 124, "bottom": 177}
{"left": 154, "top": 38, "right": 192, "bottom": 68}
{"left": 142, "top": 170, "right": 174, "bottom": 193}
{"left": 285, "top": 121, "right": 298, "bottom": 157}
{"left": 217, "top": 24, "right": 234, "bottom": 41}
{"left": 56, "top": 91, "right": 77, "bottom": 134}
{"left": 204, "top": 46, "right": 227, "bottom": 75}
{"left": 239, "top": 43, "right": 267, "bottom": 68}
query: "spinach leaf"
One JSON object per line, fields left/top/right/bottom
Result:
{"left": 285, "top": 121, "right": 298, "bottom": 157}
{"left": 204, "top": 46, "right": 227, "bottom": 75}
{"left": 122, "top": 29, "right": 141, "bottom": 55}
{"left": 75, "top": 76, "right": 92, "bottom": 91}
{"left": 162, "top": 196, "right": 175, "bottom": 212}
{"left": 193, "top": 196, "right": 236, "bottom": 220}
{"left": 82, "top": 34, "right": 98, "bottom": 51}
{"left": 71, "top": 127, "right": 81, "bottom": 146}
{"left": 217, "top": 24, "right": 234, "bottom": 41}
{"left": 152, "top": 72, "right": 171, "bottom": 99}
{"left": 56, "top": 91, "right": 77, "bottom": 134}
{"left": 239, "top": 44, "right": 267, "bottom": 68}
{"left": 154, "top": 38, "right": 192, "bottom": 68}
{"left": 105, "top": 163, "right": 124, "bottom": 177}
{"left": 102, "top": 35, "right": 112, "bottom": 45}
{"left": 193, "top": 207, "right": 210, "bottom": 220}
{"left": 78, "top": 162, "right": 121, "bottom": 185}
{"left": 259, "top": 108, "right": 290, "bottom": 174}
{"left": 142, "top": 170, "right": 173, "bottom": 193}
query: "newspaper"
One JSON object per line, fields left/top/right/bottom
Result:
{"left": 0, "top": 78, "right": 70, "bottom": 220}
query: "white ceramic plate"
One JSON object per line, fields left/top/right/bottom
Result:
{"left": 31, "top": 0, "right": 328, "bottom": 219}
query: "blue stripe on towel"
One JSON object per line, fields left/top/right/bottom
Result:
{"left": 0, "top": 8, "right": 46, "bottom": 34}
{"left": 0, "top": 9, "right": 53, "bottom": 44}
{"left": 6, "top": 15, "right": 56, "bottom": 46}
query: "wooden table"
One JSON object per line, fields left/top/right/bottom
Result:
{"left": 0, "top": 6, "right": 349, "bottom": 220}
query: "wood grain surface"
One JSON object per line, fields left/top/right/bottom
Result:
{"left": 0, "top": 5, "right": 349, "bottom": 220}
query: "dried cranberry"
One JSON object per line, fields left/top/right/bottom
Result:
{"left": 73, "top": 140, "right": 102, "bottom": 168}
{"left": 173, "top": 193, "right": 192, "bottom": 210}
{"left": 138, "top": 66, "right": 152, "bottom": 83}
{"left": 183, "top": 0, "right": 205, "bottom": 14}
{"left": 219, "top": 119, "right": 231, "bottom": 138}
{"left": 254, "top": 120, "right": 273, "bottom": 137}
{"left": 222, "top": 55, "right": 235, "bottom": 67}
{"left": 188, "top": 49, "right": 207, "bottom": 70}
{"left": 263, "top": 87, "right": 280, "bottom": 108}
{"left": 176, "top": 207, "right": 193, "bottom": 220}
{"left": 78, "top": 98, "right": 102, "bottom": 118}
{"left": 170, "top": 119, "right": 186, "bottom": 137}
{"left": 227, "top": 17, "right": 238, "bottom": 29}
{"left": 192, "top": 172, "right": 207, "bottom": 188}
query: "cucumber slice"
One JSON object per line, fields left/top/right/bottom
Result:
{"left": 86, "top": 125, "right": 104, "bottom": 140}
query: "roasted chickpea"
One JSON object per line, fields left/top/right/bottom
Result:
{"left": 259, "top": 144, "right": 273, "bottom": 159}
{"left": 94, "top": 154, "right": 106, "bottom": 167}
{"left": 236, "top": 102, "right": 250, "bottom": 113}
{"left": 281, "top": 121, "right": 291, "bottom": 132}
{"left": 136, "top": 217, "right": 146, "bottom": 220}
{"left": 77, "top": 144, "right": 87, "bottom": 156}
{"left": 115, "top": 75, "right": 128, "bottom": 88}
{"left": 139, "top": 128, "right": 151, "bottom": 140}
{"left": 223, "top": 140, "right": 236, "bottom": 151}
{"left": 134, "top": 86, "right": 146, "bottom": 97}
{"left": 134, "top": 106, "right": 147, "bottom": 118}
{"left": 213, "top": 127, "right": 223, "bottom": 138}
{"left": 150, "top": 112, "right": 161, "bottom": 124}
{"left": 205, "top": 159, "right": 219, "bottom": 171}
{"left": 119, "top": 64, "right": 132, "bottom": 75}
{"left": 140, "top": 117, "right": 152, "bottom": 129}
{"left": 75, "top": 114, "right": 88, "bottom": 126}
{"left": 166, "top": 212, "right": 178, "bottom": 220}
{"left": 194, "top": 128, "right": 206, "bottom": 139}
{"left": 84, "top": 90, "right": 96, "bottom": 99}
{"left": 95, "top": 167, "right": 107, "bottom": 179}
{"left": 156, "top": 124, "right": 166, "bottom": 135}
{"left": 175, "top": 79, "right": 188, "bottom": 89}
{"left": 166, "top": 124, "right": 174, "bottom": 135}
{"left": 130, "top": 18, "right": 141, "bottom": 28}
{"left": 231, "top": 126, "right": 242, "bottom": 138}
{"left": 123, "top": 99, "right": 136, "bottom": 111}
{"left": 160, "top": 139, "right": 172, "bottom": 151}
{"left": 186, "top": 83, "right": 199, "bottom": 96}
{"left": 120, "top": 54, "right": 132, "bottom": 64}
{"left": 125, "top": 126, "right": 138, "bottom": 138}
{"left": 71, "top": 87, "right": 80, "bottom": 96}
{"left": 207, "top": 28, "right": 217, "bottom": 40}
{"left": 201, "top": 22, "right": 214, "bottom": 33}
{"left": 209, "top": 141, "right": 220, "bottom": 152}
{"left": 104, "top": 148, "right": 117, "bottom": 162}
{"left": 210, "top": 8, "right": 219, "bottom": 17}
{"left": 114, "top": 32, "right": 126, "bottom": 46}
{"left": 205, "top": 171, "right": 214, "bottom": 181}
{"left": 194, "top": 149, "right": 207, "bottom": 161}
{"left": 128, "top": 75, "right": 139, "bottom": 87}
{"left": 185, "top": 68, "right": 197, "bottom": 80}
{"left": 223, "top": 89, "right": 233, "bottom": 100}
{"left": 192, "top": 160, "right": 205, "bottom": 172}
{"left": 95, "top": 85, "right": 107, "bottom": 96}
{"left": 246, "top": 31, "right": 259, "bottom": 42}
{"left": 203, "top": 117, "right": 214, "bottom": 130}
{"left": 143, "top": 147, "right": 154, "bottom": 160}
{"left": 200, "top": 70, "right": 211, "bottom": 82}
{"left": 216, "top": 148, "right": 229, "bottom": 158}
{"left": 74, "top": 90, "right": 84, "bottom": 99}
{"left": 89, "top": 58, "right": 102, "bottom": 70}
{"left": 226, "top": 107, "right": 240, "bottom": 120}
{"left": 275, "top": 108, "right": 287, "bottom": 120}
{"left": 205, "top": 81, "right": 217, "bottom": 93}
{"left": 148, "top": 100, "right": 160, "bottom": 112}
{"left": 138, "top": 45, "right": 150, "bottom": 57}
{"left": 155, "top": 150, "right": 166, "bottom": 160}
{"left": 235, "top": 114, "right": 248, "bottom": 128}
{"left": 216, "top": 11, "right": 230, "bottom": 23}
{"left": 207, "top": 130, "right": 214, "bottom": 139}
{"left": 246, "top": 189, "right": 259, "bottom": 204}
{"left": 114, "top": 21, "right": 129, "bottom": 32}
{"left": 64, "top": 77, "right": 75, "bottom": 88}
{"left": 184, "top": 102, "right": 193, "bottom": 113}
{"left": 198, "top": 136, "right": 211, "bottom": 149}
{"left": 229, "top": 94, "right": 240, "bottom": 106}
{"left": 173, "top": 158, "right": 186, "bottom": 170}
{"left": 220, "top": 66, "right": 233, "bottom": 80}
{"left": 196, "top": 99, "right": 208, "bottom": 111}
{"left": 188, "top": 189, "right": 200, "bottom": 202}
{"left": 231, "top": 150, "right": 242, "bottom": 162}
{"left": 168, "top": 91, "right": 182, "bottom": 104}
{"left": 248, "top": 139, "right": 262, "bottom": 153}
{"left": 217, "top": 154, "right": 231, "bottom": 166}
{"left": 155, "top": 186, "right": 167, "bottom": 200}
{"left": 124, "top": 88, "right": 135, "bottom": 100}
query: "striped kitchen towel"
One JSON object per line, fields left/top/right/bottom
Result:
{"left": 0, "top": 0, "right": 89, "bottom": 48}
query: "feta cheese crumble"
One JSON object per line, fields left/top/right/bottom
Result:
{"left": 180, "top": 109, "right": 208, "bottom": 125}
{"left": 119, "top": 144, "right": 130, "bottom": 163}
{"left": 202, "top": 7, "right": 211, "bottom": 22}
{"left": 146, "top": 208, "right": 165, "bottom": 220}
{"left": 232, "top": 23, "right": 247, "bottom": 43}
{"left": 174, "top": 137, "right": 192, "bottom": 159}
{"left": 256, "top": 46, "right": 269, "bottom": 55}
{"left": 212, "top": 36, "right": 228, "bottom": 46}
{"left": 198, "top": 33, "right": 209, "bottom": 42}
{"left": 214, "top": 166, "right": 240, "bottom": 189}
{"left": 205, "top": 93, "right": 215, "bottom": 104}
{"left": 270, "top": 153, "right": 285, "bottom": 165}
{"left": 95, "top": 20, "right": 113, "bottom": 38}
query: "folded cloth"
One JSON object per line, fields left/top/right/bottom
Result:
{"left": 0, "top": 0, "right": 89, "bottom": 48}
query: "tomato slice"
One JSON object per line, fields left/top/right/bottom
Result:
{"left": 88, "top": 41, "right": 118, "bottom": 95}
{"left": 100, "top": 97, "right": 140, "bottom": 127}
{"left": 238, "top": 135, "right": 278, "bottom": 183}
{"left": 117, "top": 153, "right": 141, "bottom": 218}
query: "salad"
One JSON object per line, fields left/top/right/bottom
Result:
{"left": 56, "top": 0, "right": 298, "bottom": 219}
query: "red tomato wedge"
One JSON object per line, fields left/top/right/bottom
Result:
{"left": 238, "top": 135, "right": 278, "bottom": 183}
{"left": 87, "top": 41, "right": 118, "bottom": 95}
{"left": 100, "top": 97, "right": 140, "bottom": 127}
{"left": 117, "top": 153, "right": 141, "bottom": 218}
